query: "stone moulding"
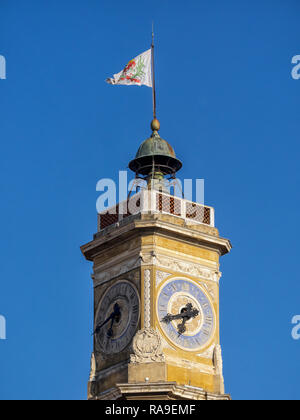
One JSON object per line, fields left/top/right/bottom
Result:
{"left": 116, "top": 382, "right": 231, "bottom": 400}
{"left": 95, "top": 387, "right": 122, "bottom": 400}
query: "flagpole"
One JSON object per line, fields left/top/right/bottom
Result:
{"left": 151, "top": 24, "right": 157, "bottom": 120}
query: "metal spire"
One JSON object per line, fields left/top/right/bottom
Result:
{"left": 151, "top": 23, "right": 157, "bottom": 121}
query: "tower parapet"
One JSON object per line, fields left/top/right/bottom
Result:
{"left": 98, "top": 189, "right": 215, "bottom": 232}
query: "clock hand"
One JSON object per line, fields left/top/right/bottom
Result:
{"left": 162, "top": 313, "right": 186, "bottom": 322}
{"left": 93, "top": 314, "right": 113, "bottom": 335}
{"left": 162, "top": 308, "right": 199, "bottom": 323}
{"left": 162, "top": 303, "right": 199, "bottom": 336}
{"left": 177, "top": 305, "right": 199, "bottom": 336}
{"left": 107, "top": 303, "right": 122, "bottom": 338}
{"left": 92, "top": 303, "right": 121, "bottom": 336}
{"left": 178, "top": 319, "right": 188, "bottom": 336}
{"left": 107, "top": 317, "right": 115, "bottom": 338}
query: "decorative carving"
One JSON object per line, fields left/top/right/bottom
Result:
{"left": 213, "top": 344, "right": 225, "bottom": 394}
{"left": 213, "top": 344, "right": 223, "bottom": 374}
{"left": 88, "top": 353, "right": 98, "bottom": 399}
{"left": 155, "top": 255, "right": 215, "bottom": 282}
{"left": 89, "top": 381, "right": 98, "bottom": 399}
{"left": 144, "top": 270, "right": 151, "bottom": 328}
{"left": 89, "top": 352, "right": 97, "bottom": 382}
{"left": 156, "top": 270, "right": 172, "bottom": 287}
{"left": 130, "top": 328, "right": 165, "bottom": 364}
{"left": 94, "top": 252, "right": 217, "bottom": 287}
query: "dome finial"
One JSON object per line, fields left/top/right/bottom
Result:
{"left": 151, "top": 118, "right": 160, "bottom": 132}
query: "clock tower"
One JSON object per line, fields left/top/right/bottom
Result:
{"left": 81, "top": 119, "right": 232, "bottom": 400}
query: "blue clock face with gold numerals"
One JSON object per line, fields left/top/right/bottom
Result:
{"left": 157, "top": 279, "right": 215, "bottom": 351}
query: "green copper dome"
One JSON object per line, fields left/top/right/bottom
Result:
{"left": 135, "top": 132, "right": 177, "bottom": 160}
{"left": 129, "top": 121, "right": 182, "bottom": 177}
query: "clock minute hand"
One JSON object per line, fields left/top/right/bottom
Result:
{"left": 162, "top": 309, "right": 199, "bottom": 324}
{"left": 92, "top": 303, "right": 121, "bottom": 336}
{"left": 107, "top": 317, "right": 115, "bottom": 338}
{"left": 92, "top": 314, "right": 113, "bottom": 335}
{"left": 178, "top": 316, "right": 190, "bottom": 336}
{"left": 162, "top": 313, "right": 186, "bottom": 323}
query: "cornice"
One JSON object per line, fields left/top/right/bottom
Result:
{"left": 81, "top": 214, "right": 232, "bottom": 262}
{"left": 115, "top": 382, "right": 231, "bottom": 400}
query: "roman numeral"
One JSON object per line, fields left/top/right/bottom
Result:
{"left": 171, "top": 283, "right": 177, "bottom": 292}
{"left": 132, "top": 305, "right": 139, "bottom": 313}
{"left": 159, "top": 304, "right": 167, "bottom": 312}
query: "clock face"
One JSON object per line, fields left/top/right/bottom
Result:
{"left": 95, "top": 281, "right": 140, "bottom": 354}
{"left": 157, "top": 279, "right": 215, "bottom": 351}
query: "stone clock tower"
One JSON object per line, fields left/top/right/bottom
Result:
{"left": 81, "top": 119, "right": 232, "bottom": 400}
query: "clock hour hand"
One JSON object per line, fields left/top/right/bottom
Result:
{"left": 107, "top": 317, "right": 115, "bottom": 339}
{"left": 106, "top": 303, "right": 121, "bottom": 338}
{"left": 93, "top": 303, "right": 121, "bottom": 336}
{"left": 177, "top": 317, "right": 189, "bottom": 336}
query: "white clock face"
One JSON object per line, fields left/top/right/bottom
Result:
{"left": 95, "top": 281, "right": 140, "bottom": 354}
{"left": 157, "top": 278, "right": 215, "bottom": 351}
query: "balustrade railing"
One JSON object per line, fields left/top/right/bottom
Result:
{"left": 98, "top": 190, "right": 214, "bottom": 231}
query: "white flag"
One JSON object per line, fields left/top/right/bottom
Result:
{"left": 106, "top": 49, "right": 152, "bottom": 87}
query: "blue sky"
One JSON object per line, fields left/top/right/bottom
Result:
{"left": 0, "top": 0, "right": 299, "bottom": 400}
